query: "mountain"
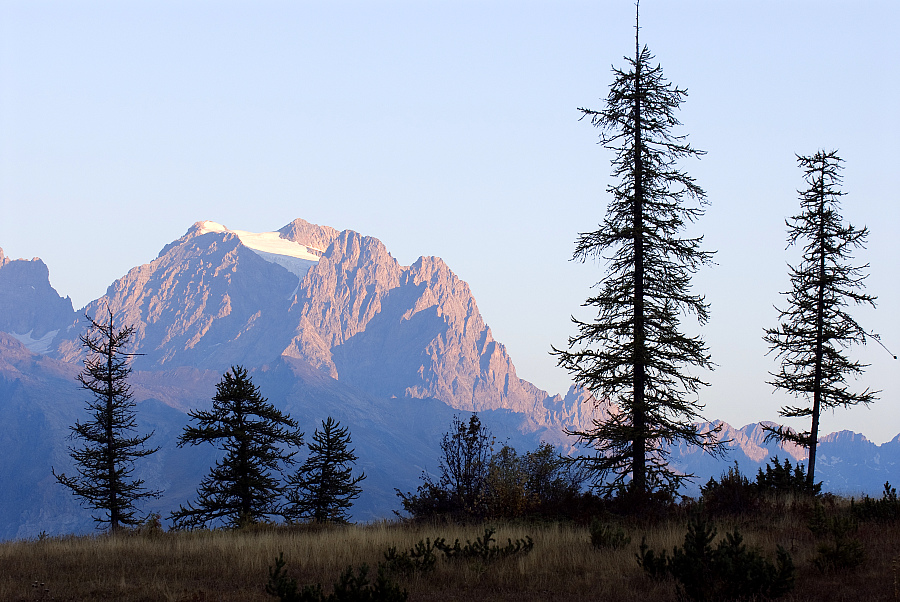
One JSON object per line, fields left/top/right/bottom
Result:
{"left": 0, "top": 249, "right": 76, "bottom": 352}
{"left": 0, "top": 221, "right": 895, "bottom": 538}
{"left": 48, "top": 220, "right": 601, "bottom": 431}
{"left": 0, "top": 221, "right": 602, "bottom": 537}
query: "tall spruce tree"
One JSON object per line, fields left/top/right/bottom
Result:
{"left": 764, "top": 150, "right": 877, "bottom": 486}
{"left": 553, "top": 4, "right": 722, "bottom": 497}
{"left": 283, "top": 417, "right": 366, "bottom": 524}
{"left": 170, "top": 366, "right": 304, "bottom": 529}
{"left": 53, "top": 308, "right": 160, "bottom": 532}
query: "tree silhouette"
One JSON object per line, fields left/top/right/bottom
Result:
{"left": 553, "top": 4, "right": 722, "bottom": 497}
{"left": 284, "top": 417, "right": 366, "bottom": 524}
{"left": 53, "top": 308, "right": 160, "bottom": 532}
{"left": 397, "top": 413, "right": 493, "bottom": 519}
{"left": 764, "top": 150, "right": 877, "bottom": 486}
{"left": 169, "top": 366, "right": 303, "bottom": 529}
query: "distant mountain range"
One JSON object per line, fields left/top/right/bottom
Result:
{"left": 0, "top": 220, "right": 896, "bottom": 539}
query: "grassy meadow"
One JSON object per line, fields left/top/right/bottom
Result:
{"left": 0, "top": 500, "right": 898, "bottom": 602}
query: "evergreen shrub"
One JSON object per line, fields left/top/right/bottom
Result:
{"left": 589, "top": 517, "right": 631, "bottom": 550}
{"left": 851, "top": 481, "right": 900, "bottom": 523}
{"left": 636, "top": 515, "right": 794, "bottom": 601}
{"left": 267, "top": 553, "right": 407, "bottom": 602}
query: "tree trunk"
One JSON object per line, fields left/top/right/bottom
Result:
{"left": 809, "top": 176, "right": 827, "bottom": 487}
{"left": 631, "top": 32, "right": 647, "bottom": 496}
{"left": 106, "top": 335, "right": 120, "bottom": 532}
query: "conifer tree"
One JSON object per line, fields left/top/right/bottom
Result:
{"left": 169, "top": 366, "right": 304, "bottom": 529}
{"left": 553, "top": 4, "right": 722, "bottom": 497}
{"left": 53, "top": 308, "right": 160, "bottom": 532}
{"left": 283, "top": 417, "right": 366, "bottom": 524}
{"left": 764, "top": 150, "right": 877, "bottom": 486}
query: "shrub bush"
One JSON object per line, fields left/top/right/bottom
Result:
{"left": 267, "top": 553, "right": 407, "bottom": 602}
{"left": 636, "top": 515, "right": 794, "bottom": 601}
{"left": 756, "top": 457, "right": 821, "bottom": 496}
{"left": 589, "top": 517, "right": 631, "bottom": 550}
{"left": 700, "top": 462, "right": 758, "bottom": 515}
{"left": 382, "top": 539, "right": 437, "bottom": 575}
{"left": 851, "top": 481, "right": 900, "bottom": 523}
{"left": 433, "top": 527, "right": 534, "bottom": 562}
{"left": 808, "top": 502, "right": 865, "bottom": 572}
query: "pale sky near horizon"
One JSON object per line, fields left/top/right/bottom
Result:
{"left": 2, "top": 1, "right": 898, "bottom": 443}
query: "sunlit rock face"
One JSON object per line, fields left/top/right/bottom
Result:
{"left": 46, "top": 220, "right": 605, "bottom": 431}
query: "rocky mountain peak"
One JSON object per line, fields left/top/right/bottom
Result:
{"left": 820, "top": 430, "right": 872, "bottom": 445}
{"left": 0, "top": 254, "right": 75, "bottom": 348}
{"left": 278, "top": 218, "right": 340, "bottom": 252}
{"left": 39, "top": 218, "right": 608, "bottom": 433}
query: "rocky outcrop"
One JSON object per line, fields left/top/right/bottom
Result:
{"left": 0, "top": 252, "right": 76, "bottom": 348}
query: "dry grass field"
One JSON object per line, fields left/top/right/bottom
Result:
{"left": 0, "top": 507, "right": 897, "bottom": 601}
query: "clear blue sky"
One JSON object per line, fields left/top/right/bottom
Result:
{"left": 2, "top": 1, "right": 898, "bottom": 442}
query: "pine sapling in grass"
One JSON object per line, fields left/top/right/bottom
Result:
{"left": 851, "top": 481, "right": 900, "bottom": 523}
{"left": 808, "top": 502, "right": 865, "bottom": 572}
{"left": 434, "top": 527, "right": 534, "bottom": 562}
{"left": 383, "top": 539, "right": 437, "bottom": 575}
{"left": 589, "top": 518, "right": 631, "bottom": 550}
{"left": 267, "top": 553, "right": 408, "bottom": 602}
{"left": 637, "top": 514, "right": 795, "bottom": 601}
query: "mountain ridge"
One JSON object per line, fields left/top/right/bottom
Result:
{"left": 44, "top": 220, "right": 605, "bottom": 432}
{"left": 0, "top": 219, "right": 895, "bottom": 537}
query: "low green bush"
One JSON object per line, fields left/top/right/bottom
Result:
{"left": 589, "top": 518, "right": 631, "bottom": 550}
{"left": 700, "top": 462, "right": 759, "bottom": 515}
{"left": 382, "top": 538, "right": 437, "bottom": 574}
{"left": 756, "top": 457, "right": 821, "bottom": 496}
{"left": 433, "top": 526, "right": 534, "bottom": 562}
{"left": 851, "top": 481, "right": 900, "bottom": 523}
{"left": 808, "top": 502, "right": 865, "bottom": 572}
{"left": 636, "top": 515, "right": 794, "bottom": 601}
{"left": 267, "top": 553, "right": 408, "bottom": 602}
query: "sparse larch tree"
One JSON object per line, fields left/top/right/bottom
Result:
{"left": 553, "top": 5, "right": 722, "bottom": 498}
{"left": 169, "top": 366, "right": 304, "bottom": 529}
{"left": 764, "top": 150, "right": 877, "bottom": 486}
{"left": 283, "top": 416, "right": 366, "bottom": 524}
{"left": 53, "top": 308, "right": 160, "bottom": 532}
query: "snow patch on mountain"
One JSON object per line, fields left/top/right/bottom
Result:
{"left": 198, "top": 221, "right": 321, "bottom": 282}
{"left": 9, "top": 329, "right": 58, "bottom": 354}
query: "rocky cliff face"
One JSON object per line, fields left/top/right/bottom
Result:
{"left": 55, "top": 223, "right": 300, "bottom": 370}
{"left": 285, "top": 229, "right": 583, "bottom": 419}
{"left": 48, "top": 221, "right": 606, "bottom": 432}
{"left": 0, "top": 250, "right": 76, "bottom": 350}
